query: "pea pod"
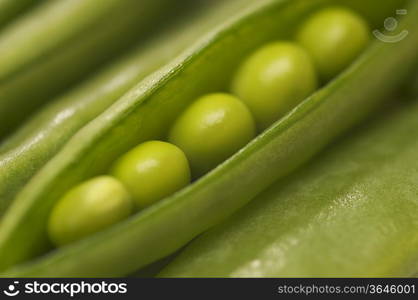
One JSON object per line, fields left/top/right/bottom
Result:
{"left": 0, "top": 0, "right": 158, "bottom": 80}
{"left": 0, "top": 0, "right": 175, "bottom": 139}
{"left": 1, "top": 0, "right": 417, "bottom": 276}
{"left": 0, "top": 1, "right": 220, "bottom": 215}
{"left": 160, "top": 99, "right": 418, "bottom": 277}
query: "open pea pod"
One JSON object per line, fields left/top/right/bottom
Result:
{"left": 0, "top": 0, "right": 228, "bottom": 216}
{"left": 160, "top": 98, "right": 418, "bottom": 277}
{"left": 0, "top": 0, "right": 417, "bottom": 276}
{"left": 0, "top": 0, "right": 175, "bottom": 139}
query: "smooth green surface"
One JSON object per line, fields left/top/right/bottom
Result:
{"left": 0, "top": 0, "right": 415, "bottom": 277}
{"left": 161, "top": 100, "right": 418, "bottom": 277}
{"left": 0, "top": 0, "right": 173, "bottom": 139}
{"left": 112, "top": 141, "right": 190, "bottom": 208}
{"left": 169, "top": 93, "right": 256, "bottom": 176}
{"left": 48, "top": 176, "right": 133, "bottom": 247}
{"left": 0, "top": 1, "right": 214, "bottom": 216}
{"left": 297, "top": 7, "right": 370, "bottom": 82}
{"left": 232, "top": 42, "right": 317, "bottom": 130}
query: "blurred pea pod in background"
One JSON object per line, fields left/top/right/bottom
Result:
{"left": 0, "top": 0, "right": 178, "bottom": 140}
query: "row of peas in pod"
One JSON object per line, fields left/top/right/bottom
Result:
{"left": 48, "top": 6, "right": 370, "bottom": 247}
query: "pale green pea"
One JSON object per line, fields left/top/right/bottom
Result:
{"left": 111, "top": 141, "right": 191, "bottom": 208}
{"left": 296, "top": 6, "right": 370, "bottom": 82}
{"left": 48, "top": 176, "right": 133, "bottom": 247}
{"left": 231, "top": 42, "right": 318, "bottom": 130}
{"left": 169, "top": 93, "right": 256, "bottom": 176}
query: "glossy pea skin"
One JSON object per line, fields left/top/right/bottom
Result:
{"left": 296, "top": 7, "right": 370, "bottom": 82}
{"left": 48, "top": 176, "right": 133, "bottom": 247}
{"left": 169, "top": 93, "right": 256, "bottom": 176}
{"left": 231, "top": 42, "right": 317, "bottom": 130}
{"left": 111, "top": 141, "right": 191, "bottom": 208}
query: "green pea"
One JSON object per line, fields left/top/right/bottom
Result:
{"left": 231, "top": 42, "right": 317, "bottom": 130}
{"left": 296, "top": 7, "right": 370, "bottom": 82}
{"left": 111, "top": 141, "right": 191, "bottom": 208}
{"left": 48, "top": 176, "right": 133, "bottom": 247}
{"left": 169, "top": 93, "right": 256, "bottom": 176}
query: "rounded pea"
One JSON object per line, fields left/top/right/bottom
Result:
{"left": 111, "top": 141, "right": 190, "bottom": 208}
{"left": 231, "top": 42, "right": 317, "bottom": 130}
{"left": 169, "top": 93, "right": 256, "bottom": 176}
{"left": 296, "top": 7, "right": 370, "bottom": 82}
{"left": 48, "top": 176, "right": 133, "bottom": 247}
